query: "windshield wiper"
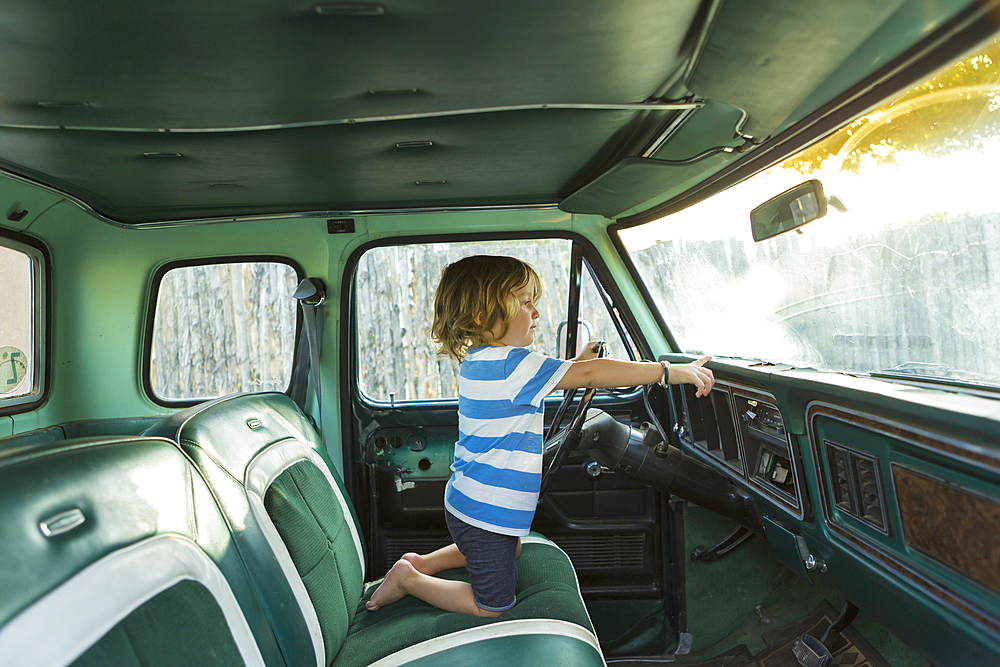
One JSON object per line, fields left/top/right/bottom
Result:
{"left": 710, "top": 355, "right": 774, "bottom": 365}
{"left": 872, "top": 361, "right": 956, "bottom": 376}
{"left": 870, "top": 362, "right": 1000, "bottom": 392}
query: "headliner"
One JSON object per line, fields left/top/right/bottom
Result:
{"left": 0, "top": 0, "right": 991, "bottom": 224}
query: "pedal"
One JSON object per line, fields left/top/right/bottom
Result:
{"left": 791, "top": 633, "right": 832, "bottom": 667}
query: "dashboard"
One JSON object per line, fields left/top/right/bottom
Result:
{"left": 664, "top": 356, "right": 1000, "bottom": 664}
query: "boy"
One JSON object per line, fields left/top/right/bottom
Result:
{"left": 366, "top": 255, "right": 713, "bottom": 617}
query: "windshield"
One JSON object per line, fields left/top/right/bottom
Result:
{"left": 621, "top": 39, "right": 1000, "bottom": 388}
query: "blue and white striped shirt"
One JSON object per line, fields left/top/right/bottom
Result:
{"left": 444, "top": 345, "right": 573, "bottom": 536}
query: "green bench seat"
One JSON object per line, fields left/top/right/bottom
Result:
{"left": 145, "top": 392, "right": 604, "bottom": 667}
{"left": 0, "top": 436, "right": 284, "bottom": 666}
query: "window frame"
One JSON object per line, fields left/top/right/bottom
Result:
{"left": 0, "top": 230, "right": 49, "bottom": 416}
{"left": 141, "top": 255, "right": 304, "bottom": 408}
{"left": 344, "top": 231, "right": 650, "bottom": 411}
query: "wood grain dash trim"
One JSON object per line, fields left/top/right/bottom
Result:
{"left": 894, "top": 464, "right": 1000, "bottom": 594}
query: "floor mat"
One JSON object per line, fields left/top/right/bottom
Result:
{"left": 750, "top": 600, "right": 890, "bottom": 667}
{"left": 606, "top": 644, "right": 751, "bottom": 667}
{"left": 607, "top": 601, "right": 890, "bottom": 667}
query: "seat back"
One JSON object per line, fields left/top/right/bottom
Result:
{"left": 0, "top": 436, "right": 279, "bottom": 667}
{"left": 145, "top": 392, "right": 366, "bottom": 667}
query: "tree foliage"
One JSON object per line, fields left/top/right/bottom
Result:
{"left": 789, "top": 38, "right": 1000, "bottom": 174}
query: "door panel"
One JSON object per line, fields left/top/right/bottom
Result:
{"left": 536, "top": 450, "right": 664, "bottom": 597}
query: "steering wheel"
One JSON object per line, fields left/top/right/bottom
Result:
{"left": 539, "top": 341, "right": 606, "bottom": 497}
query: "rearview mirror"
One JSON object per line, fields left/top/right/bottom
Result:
{"left": 750, "top": 179, "right": 827, "bottom": 242}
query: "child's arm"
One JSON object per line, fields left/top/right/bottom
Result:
{"left": 555, "top": 352, "right": 714, "bottom": 397}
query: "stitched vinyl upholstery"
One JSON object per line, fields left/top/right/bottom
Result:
{"left": 70, "top": 580, "right": 245, "bottom": 667}
{"left": 0, "top": 436, "right": 279, "bottom": 666}
{"left": 266, "top": 461, "right": 365, "bottom": 665}
{"left": 335, "top": 541, "right": 595, "bottom": 667}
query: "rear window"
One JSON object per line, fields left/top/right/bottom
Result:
{"left": 0, "top": 237, "right": 45, "bottom": 411}
{"left": 149, "top": 260, "right": 299, "bottom": 402}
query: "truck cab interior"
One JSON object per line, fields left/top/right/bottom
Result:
{"left": 2, "top": 1, "right": 1000, "bottom": 666}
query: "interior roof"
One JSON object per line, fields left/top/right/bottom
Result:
{"left": 0, "top": 0, "right": 988, "bottom": 225}
{"left": 2, "top": 1, "right": 696, "bottom": 129}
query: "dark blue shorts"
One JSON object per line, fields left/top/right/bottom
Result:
{"left": 445, "top": 511, "right": 519, "bottom": 613}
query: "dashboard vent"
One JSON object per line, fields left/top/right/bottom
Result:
{"left": 678, "top": 384, "right": 742, "bottom": 472}
{"left": 830, "top": 445, "right": 853, "bottom": 512}
{"left": 825, "top": 441, "right": 887, "bottom": 533}
{"left": 855, "top": 456, "right": 885, "bottom": 529}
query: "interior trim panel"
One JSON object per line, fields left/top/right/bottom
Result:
{"left": 894, "top": 464, "right": 1000, "bottom": 595}
{"left": 807, "top": 401, "right": 1000, "bottom": 641}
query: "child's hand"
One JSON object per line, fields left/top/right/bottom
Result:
{"left": 667, "top": 356, "right": 714, "bottom": 397}
{"left": 573, "top": 341, "right": 605, "bottom": 361}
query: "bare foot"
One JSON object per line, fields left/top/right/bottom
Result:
{"left": 366, "top": 559, "right": 416, "bottom": 611}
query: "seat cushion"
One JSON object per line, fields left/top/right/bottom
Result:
{"left": 266, "top": 459, "right": 365, "bottom": 665}
{"left": 143, "top": 393, "right": 604, "bottom": 666}
{"left": 70, "top": 579, "right": 248, "bottom": 667}
{"left": 361, "top": 624, "right": 605, "bottom": 667}
{"left": 333, "top": 539, "right": 599, "bottom": 667}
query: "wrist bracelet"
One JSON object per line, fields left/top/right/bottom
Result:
{"left": 658, "top": 360, "right": 670, "bottom": 387}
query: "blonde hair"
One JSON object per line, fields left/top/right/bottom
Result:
{"left": 431, "top": 255, "right": 540, "bottom": 362}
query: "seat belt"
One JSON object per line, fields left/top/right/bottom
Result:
{"left": 292, "top": 278, "right": 327, "bottom": 447}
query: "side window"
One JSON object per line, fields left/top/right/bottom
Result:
{"left": 148, "top": 260, "right": 299, "bottom": 402}
{"left": 0, "top": 237, "right": 45, "bottom": 411}
{"left": 575, "top": 264, "right": 633, "bottom": 362}
{"left": 355, "top": 240, "right": 635, "bottom": 403}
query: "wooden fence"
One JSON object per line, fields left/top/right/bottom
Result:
{"left": 356, "top": 241, "right": 574, "bottom": 402}
{"left": 150, "top": 262, "right": 298, "bottom": 399}
{"left": 356, "top": 239, "right": 638, "bottom": 402}
{"left": 631, "top": 213, "right": 1000, "bottom": 380}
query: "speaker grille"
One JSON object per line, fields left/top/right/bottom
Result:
{"left": 385, "top": 533, "right": 647, "bottom": 570}
{"left": 552, "top": 534, "right": 646, "bottom": 568}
